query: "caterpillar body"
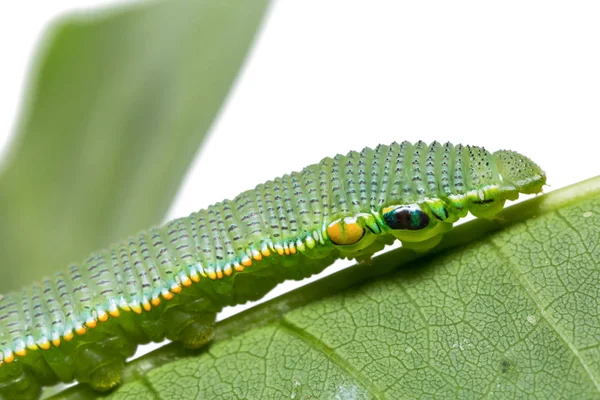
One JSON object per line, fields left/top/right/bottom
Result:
{"left": 0, "top": 141, "right": 545, "bottom": 399}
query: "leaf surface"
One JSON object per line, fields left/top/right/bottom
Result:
{"left": 54, "top": 177, "right": 600, "bottom": 399}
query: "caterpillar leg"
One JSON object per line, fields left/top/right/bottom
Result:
{"left": 68, "top": 324, "right": 137, "bottom": 392}
{"left": 0, "top": 338, "right": 128, "bottom": 397}
{"left": 74, "top": 346, "right": 125, "bottom": 391}
{"left": 401, "top": 235, "right": 443, "bottom": 253}
{"left": 163, "top": 308, "right": 216, "bottom": 349}
{"left": 339, "top": 235, "right": 395, "bottom": 263}
{"left": 469, "top": 197, "right": 506, "bottom": 219}
{"left": 0, "top": 363, "right": 41, "bottom": 400}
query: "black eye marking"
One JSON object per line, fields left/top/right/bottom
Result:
{"left": 383, "top": 207, "right": 430, "bottom": 231}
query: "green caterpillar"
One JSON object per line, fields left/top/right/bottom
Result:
{"left": 0, "top": 141, "right": 545, "bottom": 399}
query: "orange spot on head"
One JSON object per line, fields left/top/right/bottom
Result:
{"left": 326, "top": 221, "right": 343, "bottom": 244}
{"left": 3, "top": 353, "right": 14, "bottom": 363}
{"left": 346, "top": 223, "right": 365, "bottom": 243}
{"left": 15, "top": 349, "right": 26, "bottom": 357}
{"left": 151, "top": 297, "right": 161, "bottom": 307}
{"left": 326, "top": 219, "right": 365, "bottom": 246}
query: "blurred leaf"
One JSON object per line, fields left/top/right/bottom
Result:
{"left": 0, "top": 0, "right": 270, "bottom": 291}
{"left": 53, "top": 176, "right": 600, "bottom": 399}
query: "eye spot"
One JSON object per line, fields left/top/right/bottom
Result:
{"left": 326, "top": 218, "right": 365, "bottom": 246}
{"left": 383, "top": 207, "right": 430, "bottom": 231}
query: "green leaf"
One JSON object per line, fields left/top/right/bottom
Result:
{"left": 52, "top": 176, "right": 600, "bottom": 399}
{"left": 0, "top": 0, "right": 269, "bottom": 292}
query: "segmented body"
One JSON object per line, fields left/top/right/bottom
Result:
{"left": 0, "top": 141, "right": 545, "bottom": 399}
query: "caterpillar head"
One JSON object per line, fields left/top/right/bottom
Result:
{"left": 493, "top": 150, "right": 546, "bottom": 194}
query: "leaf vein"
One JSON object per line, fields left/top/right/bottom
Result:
{"left": 139, "top": 374, "right": 162, "bottom": 400}
{"left": 279, "top": 318, "right": 385, "bottom": 399}
{"left": 490, "top": 238, "right": 600, "bottom": 392}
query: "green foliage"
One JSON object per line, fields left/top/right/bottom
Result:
{"left": 52, "top": 177, "right": 600, "bottom": 399}
{"left": 0, "top": 0, "right": 269, "bottom": 291}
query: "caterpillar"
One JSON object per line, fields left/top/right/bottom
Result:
{"left": 0, "top": 141, "right": 545, "bottom": 399}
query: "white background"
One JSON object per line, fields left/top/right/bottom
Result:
{"left": 1, "top": 1, "right": 599, "bottom": 332}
